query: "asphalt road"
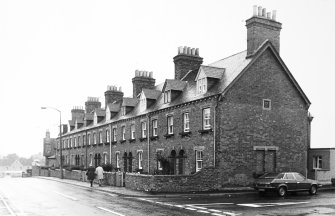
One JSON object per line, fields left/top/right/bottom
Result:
{"left": 1, "top": 177, "right": 334, "bottom": 216}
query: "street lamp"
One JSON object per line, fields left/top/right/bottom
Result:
{"left": 41, "top": 106, "right": 63, "bottom": 179}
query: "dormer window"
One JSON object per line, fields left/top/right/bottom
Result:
{"left": 197, "top": 77, "right": 207, "bottom": 94}
{"left": 164, "top": 90, "right": 171, "bottom": 104}
{"left": 121, "top": 107, "right": 126, "bottom": 116}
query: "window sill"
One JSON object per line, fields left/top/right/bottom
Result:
{"left": 198, "top": 128, "right": 213, "bottom": 134}
{"left": 129, "top": 139, "right": 136, "bottom": 143}
{"left": 120, "top": 140, "right": 126, "bottom": 144}
{"left": 179, "top": 131, "right": 192, "bottom": 138}
{"left": 139, "top": 137, "right": 147, "bottom": 142}
{"left": 150, "top": 136, "right": 159, "bottom": 141}
{"left": 163, "top": 134, "right": 174, "bottom": 139}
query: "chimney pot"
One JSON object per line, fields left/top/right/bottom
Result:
{"left": 262, "top": 8, "right": 266, "bottom": 17}
{"left": 149, "top": 71, "right": 153, "bottom": 78}
{"left": 267, "top": 12, "right": 271, "bottom": 19}
{"left": 195, "top": 48, "right": 199, "bottom": 56}
{"left": 178, "top": 46, "right": 183, "bottom": 54}
{"left": 183, "top": 46, "right": 187, "bottom": 54}
{"left": 258, "top": 6, "right": 262, "bottom": 16}
{"left": 253, "top": 5, "right": 257, "bottom": 16}
{"left": 272, "top": 10, "right": 277, "bottom": 20}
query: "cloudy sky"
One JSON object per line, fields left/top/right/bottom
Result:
{"left": 0, "top": 0, "right": 334, "bottom": 157}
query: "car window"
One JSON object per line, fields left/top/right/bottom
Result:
{"left": 284, "top": 173, "right": 295, "bottom": 180}
{"left": 294, "top": 173, "right": 305, "bottom": 181}
{"left": 276, "top": 173, "right": 285, "bottom": 179}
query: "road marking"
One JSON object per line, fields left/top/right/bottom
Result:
{"left": 238, "top": 201, "right": 310, "bottom": 208}
{"left": 0, "top": 195, "right": 16, "bottom": 216}
{"left": 185, "top": 207, "right": 198, "bottom": 210}
{"left": 198, "top": 210, "right": 211, "bottom": 213}
{"left": 97, "top": 207, "right": 125, "bottom": 216}
{"left": 211, "top": 213, "right": 227, "bottom": 216}
{"left": 53, "top": 191, "right": 78, "bottom": 201}
{"left": 188, "top": 203, "right": 234, "bottom": 206}
{"left": 187, "top": 205, "right": 208, "bottom": 210}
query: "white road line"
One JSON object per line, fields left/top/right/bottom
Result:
{"left": 97, "top": 206, "right": 125, "bottom": 216}
{"left": 211, "top": 213, "right": 227, "bottom": 216}
{"left": 53, "top": 191, "right": 78, "bottom": 201}
{"left": 187, "top": 205, "right": 208, "bottom": 210}
{"left": 185, "top": 207, "right": 197, "bottom": 211}
{"left": 198, "top": 210, "right": 211, "bottom": 213}
{"left": 223, "top": 212, "right": 241, "bottom": 216}
{"left": 0, "top": 195, "right": 16, "bottom": 216}
{"left": 238, "top": 204, "right": 262, "bottom": 207}
{"left": 188, "top": 203, "right": 234, "bottom": 206}
{"left": 175, "top": 205, "right": 185, "bottom": 208}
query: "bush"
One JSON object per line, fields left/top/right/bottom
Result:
{"left": 102, "top": 163, "right": 113, "bottom": 172}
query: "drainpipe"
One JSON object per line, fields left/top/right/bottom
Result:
{"left": 109, "top": 123, "right": 112, "bottom": 164}
{"left": 85, "top": 130, "right": 88, "bottom": 169}
{"left": 213, "top": 95, "right": 221, "bottom": 167}
{"left": 147, "top": 114, "right": 150, "bottom": 174}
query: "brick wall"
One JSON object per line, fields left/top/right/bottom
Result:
{"left": 125, "top": 167, "right": 222, "bottom": 192}
{"left": 216, "top": 49, "right": 309, "bottom": 186}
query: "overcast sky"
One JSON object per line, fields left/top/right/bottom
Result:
{"left": 0, "top": 0, "right": 334, "bottom": 157}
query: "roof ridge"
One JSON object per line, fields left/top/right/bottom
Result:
{"left": 210, "top": 50, "right": 247, "bottom": 64}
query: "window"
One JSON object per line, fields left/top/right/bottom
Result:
{"left": 141, "top": 122, "right": 147, "bottom": 138}
{"left": 313, "top": 156, "right": 322, "bottom": 169}
{"left": 99, "top": 131, "right": 102, "bottom": 143}
{"left": 140, "top": 97, "right": 146, "bottom": 110}
{"left": 138, "top": 152, "right": 143, "bottom": 169}
{"left": 112, "top": 128, "right": 117, "bottom": 141}
{"left": 121, "top": 107, "right": 126, "bottom": 116}
{"left": 164, "top": 90, "right": 171, "bottom": 103}
{"left": 284, "top": 173, "right": 295, "bottom": 180}
{"left": 131, "top": 124, "right": 135, "bottom": 139}
{"left": 183, "top": 113, "right": 190, "bottom": 132}
{"left": 167, "top": 116, "right": 173, "bottom": 134}
{"left": 89, "top": 154, "right": 93, "bottom": 166}
{"left": 73, "top": 137, "right": 76, "bottom": 147}
{"left": 88, "top": 134, "right": 91, "bottom": 145}
{"left": 104, "top": 153, "right": 108, "bottom": 164}
{"left": 203, "top": 108, "right": 211, "bottom": 130}
{"left": 295, "top": 173, "right": 305, "bottom": 181}
{"left": 263, "top": 99, "right": 271, "bottom": 110}
{"left": 106, "top": 130, "right": 110, "bottom": 143}
{"left": 116, "top": 152, "right": 120, "bottom": 168}
{"left": 197, "top": 78, "right": 207, "bottom": 94}
{"left": 83, "top": 135, "right": 86, "bottom": 146}
{"left": 77, "top": 136, "right": 80, "bottom": 147}
{"left": 152, "top": 119, "right": 158, "bottom": 136}
{"left": 93, "top": 133, "right": 97, "bottom": 144}
{"left": 121, "top": 126, "right": 126, "bottom": 140}
{"left": 69, "top": 138, "right": 72, "bottom": 148}
{"left": 196, "top": 150, "right": 203, "bottom": 172}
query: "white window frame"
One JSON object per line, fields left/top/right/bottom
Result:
{"left": 88, "top": 134, "right": 91, "bottom": 145}
{"left": 89, "top": 154, "right": 93, "bottom": 166}
{"left": 131, "top": 124, "right": 135, "bottom": 139}
{"left": 116, "top": 152, "right": 120, "bottom": 168}
{"left": 167, "top": 116, "right": 173, "bottom": 134}
{"left": 74, "top": 137, "right": 76, "bottom": 147}
{"left": 141, "top": 122, "right": 147, "bottom": 138}
{"left": 313, "top": 156, "right": 322, "bottom": 169}
{"left": 196, "top": 150, "right": 203, "bottom": 172}
{"left": 104, "top": 153, "right": 107, "bottom": 164}
{"left": 106, "top": 130, "right": 110, "bottom": 142}
{"left": 164, "top": 90, "right": 171, "bottom": 103}
{"left": 77, "top": 136, "right": 80, "bottom": 147}
{"left": 121, "top": 126, "right": 126, "bottom": 140}
{"left": 69, "top": 138, "right": 72, "bottom": 148}
{"left": 183, "top": 113, "right": 190, "bottom": 132}
{"left": 112, "top": 128, "right": 117, "bottom": 142}
{"left": 93, "top": 133, "right": 97, "bottom": 144}
{"left": 152, "top": 119, "right": 158, "bottom": 136}
{"left": 121, "top": 107, "right": 126, "bottom": 116}
{"left": 83, "top": 135, "right": 86, "bottom": 146}
{"left": 99, "top": 131, "right": 103, "bottom": 143}
{"left": 138, "top": 152, "right": 143, "bottom": 169}
{"left": 203, "top": 108, "right": 211, "bottom": 130}
{"left": 197, "top": 77, "right": 207, "bottom": 94}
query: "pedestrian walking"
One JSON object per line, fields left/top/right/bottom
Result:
{"left": 95, "top": 165, "right": 104, "bottom": 186}
{"left": 86, "top": 164, "right": 96, "bottom": 187}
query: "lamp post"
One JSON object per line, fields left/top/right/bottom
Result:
{"left": 41, "top": 106, "right": 63, "bottom": 179}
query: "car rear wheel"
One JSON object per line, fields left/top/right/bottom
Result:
{"left": 278, "top": 186, "right": 287, "bottom": 197}
{"left": 309, "top": 185, "right": 317, "bottom": 195}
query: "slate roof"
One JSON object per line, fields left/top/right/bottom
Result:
{"left": 95, "top": 108, "right": 106, "bottom": 116}
{"left": 163, "top": 79, "right": 187, "bottom": 91}
{"left": 85, "top": 113, "right": 94, "bottom": 120}
{"left": 107, "top": 103, "right": 121, "bottom": 112}
{"left": 197, "top": 65, "right": 225, "bottom": 80}
{"left": 122, "top": 98, "right": 137, "bottom": 107}
{"left": 142, "top": 89, "right": 161, "bottom": 100}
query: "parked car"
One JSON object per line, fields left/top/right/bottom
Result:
{"left": 254, "top": 172, "right": 322, "bottom": 197}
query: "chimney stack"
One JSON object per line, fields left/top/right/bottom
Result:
{"left": 85, "top": 97, "right": 101, "bottom": 113}
{"left": 132, "top": 70, "right": 156, "bottom": 98}
{"left": 104, "top": 85, "right": 124, "bottom": 108}
{"left": 246, "top": 5, "right": 282, "bottom": 57}
{"left": 173, "top": 46, "right": 203, "bottom": 80}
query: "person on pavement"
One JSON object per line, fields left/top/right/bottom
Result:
{"left": 86, "top": 164, "right": 96, "bottom": 187}
{"left": 95, "top": 165, "right": 104, "bottom": 186}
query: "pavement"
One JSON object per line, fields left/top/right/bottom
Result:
{"left": 34, "top": 176, "right": 335, "bottom": 198}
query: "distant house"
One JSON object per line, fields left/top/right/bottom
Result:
{"left": 43, "top": 130, "right": 57, "bottom": 166}
{"left": 0, "top": 160, "right": 30, "bottom": 177}
{"left": 308, "top": 148, "right": 335, "bottom": 184}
